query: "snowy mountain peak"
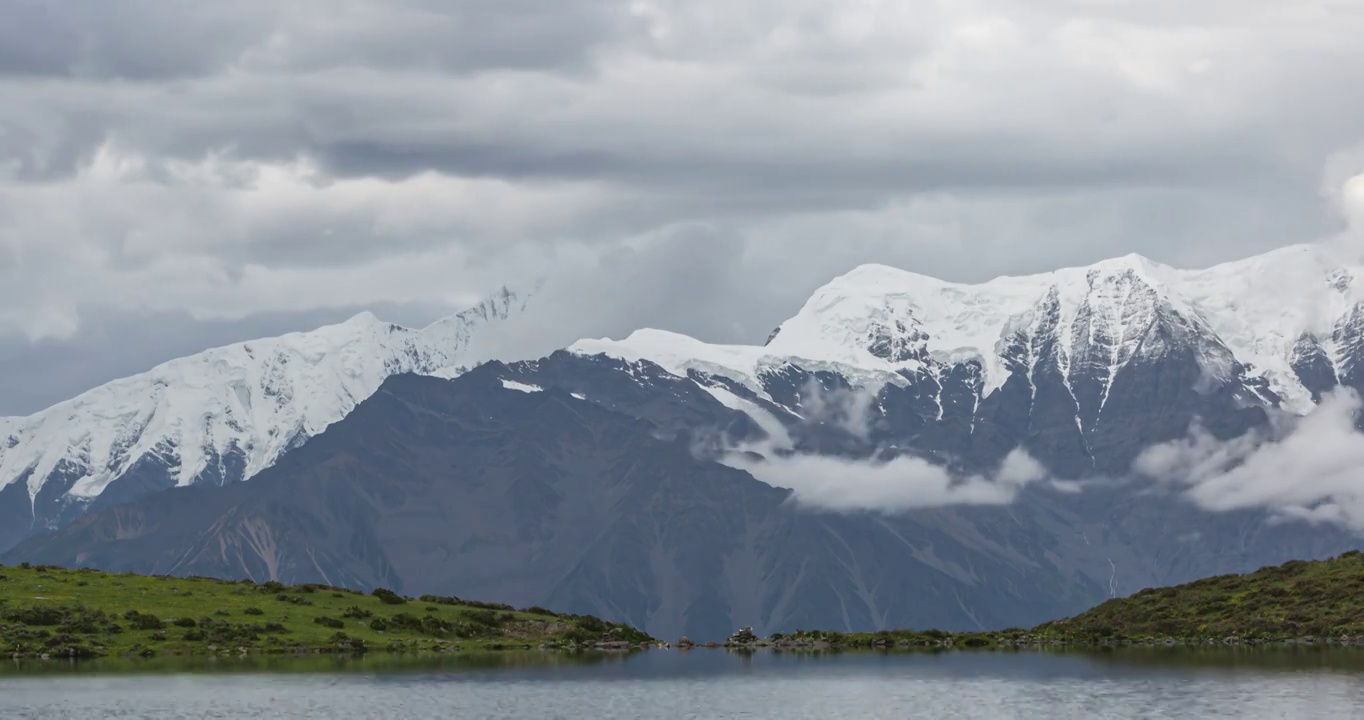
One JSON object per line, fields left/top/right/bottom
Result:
{"left": 1087, "top": 251, "right": 1166, "bottom": 275}
{"left": 572, "top": 244, "right": 1364, "bottom": 412}
{"left": 341, "top": 310, "right": 385, "bottom": 327}
{"left": 0, "top": 287, "right": 528, "bottom": 513}
{"left": 762, "top": 252, "right": 1211, "bottom": 395}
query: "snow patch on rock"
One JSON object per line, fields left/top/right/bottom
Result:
{"left": 500, "top": 379, "right": 543, "bottom": 394}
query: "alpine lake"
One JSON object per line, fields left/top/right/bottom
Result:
{"left": 4, "top": 646, "right": 1364, "bottom": 719}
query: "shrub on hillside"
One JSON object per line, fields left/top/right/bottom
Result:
{"left": 464, "top": 609, "right": 499, "bottom": 628}
{"left": 4, "top": 606, "right": 67, "bottom": 626}
{"left": 122, "top": 611, "right": 166, "bottom": 631}
{"left": 419, "top": 594, "right": 514, "bottom": 611}
{"left": 575, "top": 615, "right": 607, "bottom": 634}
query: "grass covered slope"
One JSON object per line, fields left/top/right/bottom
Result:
{"left": 736, "top": 551, "right": 1364, "bottom": 651}
{"left": 0, "top": 564, "right": 652, "bottom": 659}
{"left": 1037, "top": 550, "right": 1364, "bottom": 643}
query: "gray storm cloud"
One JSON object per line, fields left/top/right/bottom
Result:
{"left": 5, "top": 1, "right": 1364, "bottom": 411}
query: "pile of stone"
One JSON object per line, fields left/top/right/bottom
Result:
{"left": 722, "top": 627, "right": 774, "bottom": 649}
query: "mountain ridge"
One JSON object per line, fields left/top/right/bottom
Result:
{"left": 0, "top": 287, "right": 526, "bottom": 550}
{"left": 572, "top": 243, "right": 1362, "bottom": 416}
{"left": 10, "top": 364, "right": 1357, "bottom": 639}
{"left": 6, "top": 243, "right": 1364, "bottom": 553}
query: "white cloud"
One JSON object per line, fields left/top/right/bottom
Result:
{"left": 1133, "top": 388, "right": 1364, "bottom": 530}
{"left": 1321, "top": 143, "right": 1364, "bottom": 260}
{"left": 702, "top": 368, "right": 1049, "bottom": 512}
{"left": 724, "top": 445, "right": 1047, "bottom": 512}
{"left": 795, "top": 379, "right": 878, "bottom": 440}
{"left": 1343, "top": 174, "right": 1364, "bottom": 241}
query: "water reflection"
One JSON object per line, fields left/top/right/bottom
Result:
{"left": 1, "top": 650, "right": 633, "bottom": 677}
{"left": 6, "top": 645, "right": 1364, "bottom": 678}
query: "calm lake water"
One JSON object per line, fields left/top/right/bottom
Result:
{"left": 4, "top": 648, "right": 1364, "bottom": 719}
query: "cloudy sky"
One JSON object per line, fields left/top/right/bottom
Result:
{"left": 4, "top": 0, "right": 1364, "bottom": 415}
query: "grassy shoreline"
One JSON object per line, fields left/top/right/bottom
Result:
{"left": 711, "top": 628, "right": 1364, "bottom": 652}
{"left": 0, "top": 564, "right": 652, "bottom": 660}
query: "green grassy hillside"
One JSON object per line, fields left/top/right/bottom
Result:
{"left": 742, "top": 551, "right": 1364, "bottom": 651}
{"left": 0, "top": 564, "right": 652, "bottom": 659}
{"left": 1037, "top": 550, "right": 1364, "bottom": 643}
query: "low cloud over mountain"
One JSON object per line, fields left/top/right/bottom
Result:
{"left": 1136, "top": 388, "right": 1364, "bottom": 530}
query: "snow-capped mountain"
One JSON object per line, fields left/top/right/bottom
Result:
{"left": 11, "top": 244, "right": 1364, "bottom": 638}
{"left": 563, "top": 244, "right": 1364, "bottom": 478}
{"left": 0, "top": 288, "right": 525, "bottom": 548}
{"left": 574, "top": 244, "right": 1362, "bottom": 414}
{"left": 17, "top": 302, "right": 1362, "bottom": 639}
